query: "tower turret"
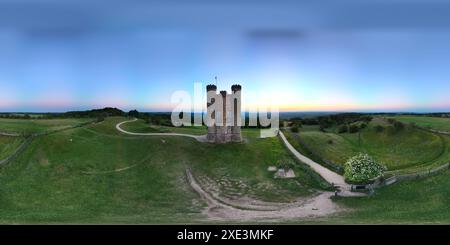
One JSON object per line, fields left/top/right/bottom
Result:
{"left": 206, "top": 84, "right": 217, "bottom": 91}
{"left": 231, "top": 84, "right": 242, "bottom": 93}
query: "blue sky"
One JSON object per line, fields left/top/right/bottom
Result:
{"left": 0, "top": 0, "right": 449, "bottom": 112}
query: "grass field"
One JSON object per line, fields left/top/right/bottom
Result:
{"left": 284, "top": 118, "right": 449, "bottom": 172}
{"left": 0, "top": 136, "right": 25, "bottom": 161}
{"left": 390, "top": 116, "right": 450, "bottom": 132}
{"left": 330, "top": 171, "right": 450, "bottom": 224}
{"left": 0, "top": 118, "right": 93, "bottom": 135}
{"left": 283, "top": 119, "right": 450, "bottom": 224}
{"left": 120, "top": 119, "right": 207, "bottom": 135}
{"left": 2, "top": 116, "right": 450, "bottom": 224}
{"left": 0, "top": 117, "right": 328, "bottom": 223}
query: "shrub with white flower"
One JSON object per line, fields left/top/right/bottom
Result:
{"left": 344, "top": 153, "right": 386, "bottom": 184}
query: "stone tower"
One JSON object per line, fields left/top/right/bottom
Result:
{"left": 206, "top": 84, "right": 242, "bottom": 143}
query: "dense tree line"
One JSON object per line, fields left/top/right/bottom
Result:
{"left": 0, "top": 108, "right": 126, "bottom": 122}
{"left": 285, "top": 113, "right": 373, "bottom": 133}
{"left": 135, "top": 112, "right": 173, "bottom": 127}
{"left": 0, "top": 113, "right": 36, "bottom": 119}
{"left": 370, "top": 112, "right": 450, "bottom": 118}
{"left": 40, "top": 107, "right": 126, "bottom": 122}
{"left": 64, "top": 107, "right": 125, "bottom": 118}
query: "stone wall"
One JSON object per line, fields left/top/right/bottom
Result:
{"left": 206, "top": 84, "right": 242, "bottom": 144}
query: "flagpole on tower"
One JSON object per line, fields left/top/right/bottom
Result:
{"left": 214, "top": 76, "right": 218, "bottom": 87}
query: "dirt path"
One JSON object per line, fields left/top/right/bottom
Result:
{"left": 0, "top": 132, "right": 21, "bottom": 137}
{"left": 81, "top": 164, "right": 139, "bottom": 175}
{"left": 279, "top": 131, "right": 358, "bottom": 194}
{"left": 186, "top": 169, "right": 344, "bottom": 221}
{"left": 116, "top": 118, "right": 207, "bottom": 142}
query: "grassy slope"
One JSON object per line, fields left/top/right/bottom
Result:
{"left": 392, "top": 116, "right": 450, "bottom": 132}
{"left": 1, "top": 116, "right": 450, "bottom": 224}
{"left": 0, "top": 117, "right": 328, "bottom": 224}
{"left": 284, "top": 119, "right": 447, "bottom": 172}
{"left": 0, "top": 118, "right": 93, "bottom": 134}
{"left": 291, "top": 124, "right": 450, "bottom": 223}
{"left": 120, "top": 118, "right": 207, "bottom": 135}
{"left": 345, "top": 121, "right": 444, "bottom": 170}
{"left": 328, "top": 171, "right": 450, "bottom": 224}
{"left": 0, "top": 136, "right": 25, "bottom": 161}
{"left": 283, "top": 119, "right": 450, "bottom": 224}
{"left": 293, "top": 130, "right": 360, "bottom": 165}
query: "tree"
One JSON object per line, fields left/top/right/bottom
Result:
{"left": 349, "top": 124, "right": 359, "bottom": 133}
{"left": 361, "top": 116, "right": 373, "bottom": 123}
{"left": 319, "top": 124, "right": 326, "bottom": 132}
{"left": 407, "top": 122, "right": 417, "bottom": 129}
{"left": 359, "top": 123, "right": 367, "bottom": 129}
{"left": 318, "top": 118, "right": 332, "bottom": 130}
{"left": 291, "top": 124, "right": 299, "bottom": 133}
{"left": 96, "top": 115, "right": 105, "bottom": 123}
{"left": 337, "top": 124, "right": 348, "bottom": 133}
{"left": 96, "top": 112, "right": 108, "bottom": 122}
{"left": 393, "top": 121, "right": 405, "bottom": 131}
{"left": 301, "top": 118, "right": 319, "bottom": 125}
{"left": 152, "top": 116, "right": 162, "bottom": 125}
{"left": 141, "top": 114, "right": 151, "bottom": 124}
{"left": 387, "top": 118, "right": 396, "bottom": 124}
{"left": 65, "top": 107, "right": 125, "bottom": 118}
{"left": 128, "top": 110, "right": 140, "bottom": 118}
{"left": 344, "top": 153, "right": 386, "bottom": 184}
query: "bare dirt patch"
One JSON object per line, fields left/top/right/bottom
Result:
{"left": 186, "top": 169, "right": 345, "bottom": 222}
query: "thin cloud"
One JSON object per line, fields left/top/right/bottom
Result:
{"left": 246, "top": 29, "right": 305, "bottom": 40}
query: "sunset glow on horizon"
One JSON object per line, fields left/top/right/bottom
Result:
{"left": 0, "top": 1, "right": 449, "bottom": 113}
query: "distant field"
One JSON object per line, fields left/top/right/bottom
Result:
{"left": 0, "top": 117, "right": 328, "bottom": 223}
{"left": 390, "top": 116, "right": 450, "bottom": 132}
{"left": 0, "top": 118, "right": 93, "bottom": 134}
{"left": 284, "top": 119, "right": 449, "bottom": 172}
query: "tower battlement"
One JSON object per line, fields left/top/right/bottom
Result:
{"left": 231, "top": 84, "right": 242, "bottom": 92}
{"left": 206, "top": 84, "right": 217, "bottom": 91}
{"left": 206, "top": 84, "right": 242, "bottom": 144}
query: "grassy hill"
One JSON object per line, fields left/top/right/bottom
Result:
{"left": 330, "top": 170, "right": 450, "bottom": 224}
{"left": 283, "top": 118, "right": 450, "bottom": 173}
{"left": 119, "top": 119, "right": 207, "bottom": 135}
{"left": 2, "top": 115, "right": 450, "bottom": 224}
{"left": 0, "top": 117, "right": 328, "bottom": 223}
{"left": 390, "top": 116, "right": 450, "bottom": 132}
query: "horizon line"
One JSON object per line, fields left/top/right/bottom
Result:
{"left": 1, "top": 109, "right": 450, "bottom": 115}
